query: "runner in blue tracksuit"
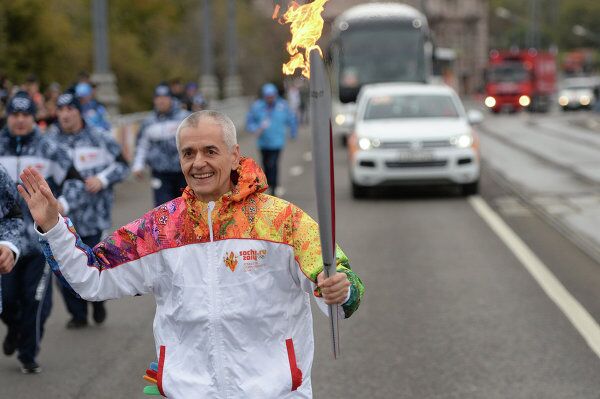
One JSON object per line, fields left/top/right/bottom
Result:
{"left": 246, "top": 83, "right": 298, "bottom": 196}
{"left": 75, "top": 82, "right": 111, "bottom": 131}
{"left": 46, "top": 91, "right": 129, "bottom": 330}
{"left": 132, "top": 83, "right": 190, "bottom": 206}
{"left": 0, "top": 91, "right": 78, "bottom": 373}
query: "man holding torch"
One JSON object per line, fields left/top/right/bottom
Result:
{"left": 18, "top": 110, "right": 363, "bottom": 397}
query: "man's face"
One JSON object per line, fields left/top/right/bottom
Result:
{"left": 57, "top": 106, "right": 83, "bottom": 133}
{"left": 79, "top": 95, "right": 91, "bottom": 105}
{"left": 7, "top": 113, "right": 35, "bottom": 136}
{"left": 154, "top": 95, "right": 172, "bottom": 113}
{"left": 179, "top": 120, "right": 240, "bottom": 202}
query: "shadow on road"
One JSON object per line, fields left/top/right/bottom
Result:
{"left": 352, "top": 185, "right": 467, "bottom": 201}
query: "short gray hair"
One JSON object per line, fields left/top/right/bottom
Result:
{"left": 175, "top": 110, "right": 237, "bottom": 151}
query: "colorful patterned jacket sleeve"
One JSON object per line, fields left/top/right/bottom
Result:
{"left": 0, "top": 165, "right": 24, "bottom": 261}
{"left": 38, "top": 215, "right": 154, "bottom": 301}
{"left": 291, "top": 205, "right": 364, "bottom": 319}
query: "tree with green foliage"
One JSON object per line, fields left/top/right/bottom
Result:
{"left": 490, "top": 0, "right": 600, "bottom": 51}
{"left": 0, "top": 0, "right": 291, "bottom": 113}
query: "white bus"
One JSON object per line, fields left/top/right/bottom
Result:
{"left": 327, "top": 3, "right": 433, "bottom": 141}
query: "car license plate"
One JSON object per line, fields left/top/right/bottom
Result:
{"left": 397, "top": 150, "right": 434, "bottom": 162}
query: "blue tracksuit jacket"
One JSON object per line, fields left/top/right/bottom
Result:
{"left": 246, "top": 97, "right": 298, "bottom": 150}
{"left": 0, "top": 126, "right": 76, "bottom": 255}
{"left": 46, "top": 123, "right": 129, "bottom": 237}
{"left": 0, "top": 164, "right": 24, "bottom": 260}
{"left": 132, "top": 107, "right": 190, "bottom": 174}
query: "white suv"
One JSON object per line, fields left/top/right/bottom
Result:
{"left": 348, "top": 83, "right": 482, "bottom": 198}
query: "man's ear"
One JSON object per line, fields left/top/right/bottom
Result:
{"left": 231, "top": 144, "right": 241, "bottom": 169}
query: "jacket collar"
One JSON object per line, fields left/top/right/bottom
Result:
{"left": 2, "top": 126, "right": 39, "bottom": 149}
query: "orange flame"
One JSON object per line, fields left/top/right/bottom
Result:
{"left": 277, "top": 0, "right": 329, "bottom": 78}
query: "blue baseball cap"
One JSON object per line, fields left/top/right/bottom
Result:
{"left": 6, "top": 91, "right": 36, "bottom": 116}
{"left": 261, "top": 83, "right": 278, "bottom": 97}
{"left": 75, "top": 82, "right": 93, "bottom": 98}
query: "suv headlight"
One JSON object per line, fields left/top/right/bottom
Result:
{"left": 358, "top": 137, "right": 381, "bottom": 150}
{"left": 450, "top": 134, "right": 473, "bottom": 148}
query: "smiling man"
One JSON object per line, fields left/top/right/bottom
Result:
{"left": 18, "top": 110, "right": 364, "bottom": 398}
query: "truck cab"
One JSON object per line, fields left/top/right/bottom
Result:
{"left": 484, "top": 49, "right": 556, "bottom": 113}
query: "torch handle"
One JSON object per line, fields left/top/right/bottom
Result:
{"left": 309, "top": 48, "right": 340, "bottom": 359}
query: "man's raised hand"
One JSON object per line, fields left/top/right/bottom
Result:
{"left": 17, "top": 167, "right": 60, "bottom": 233}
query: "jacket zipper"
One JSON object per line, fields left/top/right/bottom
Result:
{"left": 206, "top": 201, "right": 226, "bottom": 397}
{"left": 207, "top": 201, "right": 215, "bottom": 242}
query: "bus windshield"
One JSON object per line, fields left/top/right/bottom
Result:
{"left": 338, "top": 25, "right": 425, "bottom": 103}
{"left": 487, "top": 62, "right": 529, "bottom": 83}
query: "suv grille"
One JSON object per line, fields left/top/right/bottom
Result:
{"left": 385, "top": 160, "right": 448, "bottom": 168}
{"left": 379, "top": 139, "right": 452, "bottom": 149}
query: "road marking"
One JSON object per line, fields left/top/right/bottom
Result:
{"left": 303, "top": 151, "right": 312, "bottom": 162}
{"left": 469, "top": 195, "right": 600, "bottom": 358}
{"left": 289, "top": 165, "right": 304, "bottom": 177}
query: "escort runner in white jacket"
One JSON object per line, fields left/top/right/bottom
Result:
{"left": 19, "top": 111, "right": 364, "bottom": 398}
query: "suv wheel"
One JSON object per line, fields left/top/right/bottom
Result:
{"left": 351, "top": 181, "right": 369, "bottom": 199}
{"left": 460, "top": 181, "right": 479, "bottom": 196}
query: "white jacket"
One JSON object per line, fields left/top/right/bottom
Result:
{"left": 38, "top": 158, "right": 364, "bottom": 398}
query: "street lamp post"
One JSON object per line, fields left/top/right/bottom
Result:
{"left": 200, "top": 0, "right": 219, "bottom": 100}
{"left": 528, "top": 0, "right": 540, "bottom": 50}
{"left": 494, "top": 5, "right": 538, "bottom": 49}
{"left": 91, "top": 0, "right": 120, "bottom": 115}
{"left": 224, "top": 0, "right": 242, "bottom": 98}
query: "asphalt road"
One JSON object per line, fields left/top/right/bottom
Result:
{"left": 1, "top": 114, "right": 599, "bottom": 398}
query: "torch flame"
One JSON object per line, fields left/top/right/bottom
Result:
{"left": 277, "top": 0, "right": 329, "bottom": 78}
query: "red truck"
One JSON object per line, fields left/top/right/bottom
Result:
{"left": 484, "top": 49, "right": 557, "bottom": 113}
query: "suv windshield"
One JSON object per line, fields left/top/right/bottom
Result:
{"left": 363, "top": 94, "right": 459, "bottom": 120}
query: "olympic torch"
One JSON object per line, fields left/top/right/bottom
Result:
{"left": 309, "top": 48, "right": 340, "bottom": 359}
{"left": 274, "top": 0, "right": 338, "bottom": 358}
